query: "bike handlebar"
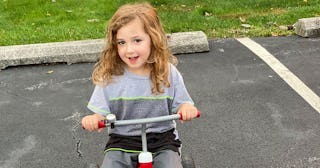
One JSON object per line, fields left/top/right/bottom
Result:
{"left": 97, "top": 110, "right": 201, "bottom": 128}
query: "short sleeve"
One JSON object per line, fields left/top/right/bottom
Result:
{"left": 87, "top": 85, "right": 111, "bottom": 116}
{"left": 170, "top": 65, "right": 194, "bottom": 113}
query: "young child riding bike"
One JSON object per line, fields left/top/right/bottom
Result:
{"left": 81, "top": 2, "right": 198, "bottom": 168}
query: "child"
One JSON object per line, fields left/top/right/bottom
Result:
{"left": 81, "top": 2, "right": 198, "bottom": 168}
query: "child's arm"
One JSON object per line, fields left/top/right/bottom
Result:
{"left": 178, "top": 103, "right": 198, "bottom": 121}
{"left": 81, "top": 113, "right": 105, "bottom": 132}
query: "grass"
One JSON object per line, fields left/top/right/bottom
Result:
{"left": 0, "top": 0, "right": 319, "bottom": 46}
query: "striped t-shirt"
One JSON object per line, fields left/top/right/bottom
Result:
{"left": 87, "top": 63, "right": 194, "bottom": 136}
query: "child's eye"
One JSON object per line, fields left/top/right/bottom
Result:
{"left": 117, "top": 41, "right": 125, "bottom": 45}
{"left": 134, "top": 39, "right": 142, "bottom": 43}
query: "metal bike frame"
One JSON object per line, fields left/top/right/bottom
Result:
{"left": 100, "top": 114, "right": 182, "bottom": 168}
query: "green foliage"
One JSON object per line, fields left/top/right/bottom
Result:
{"left": 0, "top": 0, "right": 320, "bottom": 45}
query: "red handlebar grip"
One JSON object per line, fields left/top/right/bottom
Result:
{"left": 98, "top": 120, "right": 106, "bottom": 128}
{"left": 196, "top": 110, "right": 201, "bottom": 118}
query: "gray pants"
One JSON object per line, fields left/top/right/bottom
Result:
{"left": 100, "top": 150, "right": 182, "bottom": 168}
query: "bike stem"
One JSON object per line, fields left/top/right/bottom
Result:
{"left": 141, "top": 123, "right": 148, "bottom": 153}
{"left": 139, "top": 123, "right": 153, "bottom": 168}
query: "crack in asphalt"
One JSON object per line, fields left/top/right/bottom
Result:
{"left": 62, "top": 111, "right": 101, "bottom": 167}
{"left": 62, "top": 112, "right": 83, "bottom": 158}
{"left": 73, "top": 125, "right": 83, "bottom": 158}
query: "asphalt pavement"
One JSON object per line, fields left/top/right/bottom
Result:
{"left": 0, "top": 36, "right": 319, "bottom": 168}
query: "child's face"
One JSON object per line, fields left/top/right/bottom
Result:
{"left": 116, "top": 18, "right": 151, "bottom": 75}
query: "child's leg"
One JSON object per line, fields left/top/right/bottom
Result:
{"left": 100, "top": 150, "right": 138, "bottom": 168}
{"left": 153, "top": 149, "right": 183, "bottom": 168}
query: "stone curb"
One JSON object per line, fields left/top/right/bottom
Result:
{"left": 295, "top": 17, "right": 320, "bottom": 38}
{"left": 0, "top": 31, "right": 209, "bottom": 70}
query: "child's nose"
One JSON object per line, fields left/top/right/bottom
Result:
{"left": 126, "top": 43, "right": 134, "bottom": 53}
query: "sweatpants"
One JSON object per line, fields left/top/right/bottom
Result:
{"left": 100, "top": 149, "right": 183, "bottom": 168}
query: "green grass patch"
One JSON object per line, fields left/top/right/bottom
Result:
{"left": 1, "top": 0, "right": 319, "bottom": 46}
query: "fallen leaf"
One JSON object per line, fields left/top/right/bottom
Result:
{"left": 241, "top": 24, "right": 251, "bottom": 29}
{"left": 87, "top": 19, "right": 99, "bottom": 23}
{"left": 279, "top": 25, "right": 288, "bottom": 30}
{"left": 47, "top": 70, "right": 54, "bottom": 74}
{"left": 239, "top": 17, "right": 246, "bottom": 23}
{"left": 46, "top": 12, "right": 51, "bottom": 17}
{"left": 204, "top": 12, "right": 212, "bottom": 17}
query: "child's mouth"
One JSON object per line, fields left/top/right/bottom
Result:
{"left": 128, "top": 56, "right": 139, "bottom": 63}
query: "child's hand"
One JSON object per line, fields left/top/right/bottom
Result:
{"left": 81, "top": 114, "right": 105, "bottom": 132}
{"left": 178, "top": 103, "right": 198, "bottom": 122}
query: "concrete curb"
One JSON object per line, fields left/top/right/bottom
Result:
{"left": 0, "top": 31, "right": 209, "bottom": 70}
{"left": 295, "top": 17, "right": 320, "bottom": 38}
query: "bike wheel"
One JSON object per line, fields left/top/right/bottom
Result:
{"left": 182, "top": 154, "right": 196, "bottom": 168}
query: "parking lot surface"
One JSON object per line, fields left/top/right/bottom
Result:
{"left": 0, "top": 36, "right": 319, "bottom": 168}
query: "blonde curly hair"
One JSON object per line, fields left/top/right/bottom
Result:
{"left": 92, "top": 2, "right": 177, "bottom": 94}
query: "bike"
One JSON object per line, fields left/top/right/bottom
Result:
{"left": 86, "top": 111, "right": 200, "bottom": 168}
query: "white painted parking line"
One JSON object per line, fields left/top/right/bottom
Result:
{"left": 236, "top": 37, "right": 320, "bottom": 113}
